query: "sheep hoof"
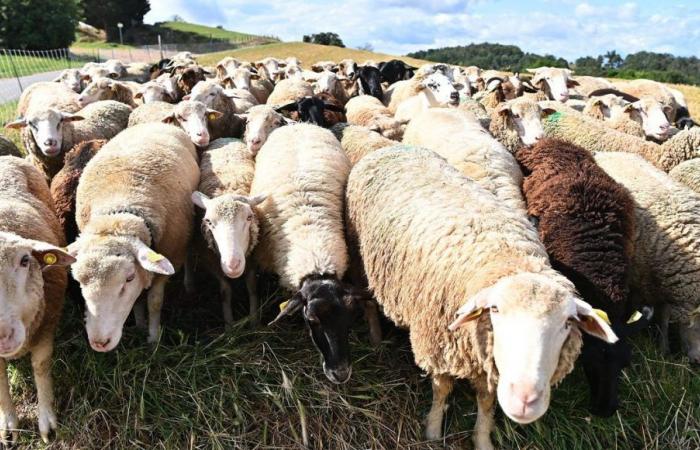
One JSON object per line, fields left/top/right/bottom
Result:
{"left": 0, "top": 412, "right": 18, "bottom": 446}
{"left": 473, "top": 435, "right": 495, "bottom": 450}
{"left": 38, "top": 406, "right": 57, "bottom": 443}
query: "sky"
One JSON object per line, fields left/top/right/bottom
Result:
{"left": 144, "top": 0, "right": 700, "bottom": 61}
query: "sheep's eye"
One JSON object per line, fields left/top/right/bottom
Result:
{"left": 512, "top": 114, "right": 520, "bottom": 119}
{"left": 246, "top": 214, "right": 253, "bottom": 221}
{"left": 126, "top": 273, "right": 135, "bottom": 283}
{"left": 178, "top": 116, "right": 186, "bottom": 122}
{"left": 306, "top": 314, "right": 320, "bottom": 324}
{"left": 20, "top": 255, "right": 30, "bottom": 267}
{"left": 29, "top": 122, "right": 37, "bottom": 130}
{"left": 490, "top": 305, "right": 499, "bottom": 313}
{"left": 565, "top": 319, "right": 573, "bottom": 330}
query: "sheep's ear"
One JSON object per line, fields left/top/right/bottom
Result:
{"left": 624, "top": 102, "right": 639, "bottom": 113}
{"left": 330, "top": 66, "right": 340, "bottom": 73}
{"left": 182, "top": 94, "right": 191, "bottom": 100}
{"left": 496, "top": 103, "right": 511, "bottom": 116}
{"left": 134, "top": 240, "right": 175, "bottom": 275}
{"left": 52, "top": 76, "right": 62, "bottom": 82}
{"left": 191, "top": 191, "right": 211, "bottom": 209}
{"left": 566, "top": 79, "right": 580, "bottom": 87}
{"left": 162, "top": 113, "right": 177, "bottom": 124}
{"left": 246, "top": 193, "right": 267, "bottom": 206}
{"left": 61, "top": 112, "right": 84, "bottom": 123}
{"left": 663, "top": 105, "right": 674, "bottom": 115}
{"left": 66, "top": 239, "right": 82, "bottom": 258}
{"left": 30, "top": 240, "right": 75, "bottom": 270}
{"left": 81, "top": 74, "right": 92, "bottom": 82}
{"left": 275, "top": 101, "right": 298, "bottom": 113}
{"left": 5, "top": 117, "right": 27, "bottom": 129}
{"left": 222, "top": 89, "right": 242, "bottom": 99}
{"left": 134, "top": 91, "right": 144, "bottom": 99}
{"left": 541, "top": 107, "right": 557, "bottom": 118}
{"left": 323, "top": 102, "right": 345, "bottom": 113}
{"left": 574, "top": 298, "right": 618, "bottom": 343}
{"left": 311, "top": 64, "right": 323, "bottom": 73}
{"left": 448, "top": 286, "right": 494, "bottom": 331}
{"left": 268, "top": 292, "right": 304, "bottom": 326}
{"left": 206, "top": 109, "right": 223, "bottom": 121}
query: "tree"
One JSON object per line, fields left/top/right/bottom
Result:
{"left": 171, "top": 14, "right": 184, "bottom": 22}
{"left": 574, "top": 56, "right": 604, "bottom": 76}
{"left": 603, "top": 50, "right": 623, "bottom": 69}
{"left": 303, "top": 32, "right": 345, "bottom": 47}
{"left": 82, "top": 0, "right": 151, "bottom": 42}
{"left": 0, "top": 0, "right": 79, "bottom": 49}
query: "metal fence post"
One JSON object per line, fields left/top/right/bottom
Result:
{"left": 158, "top": 35, "right": 163, "bottom": 60}
{"left": 5, "top": 49, "right": 23, "bottom": 93}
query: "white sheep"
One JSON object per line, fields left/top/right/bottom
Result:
{"left": 186, "top": 80, "right": 257, "bottom": 139}
{"left": 330, "top": 123, "right": 396, "bottom": 166}
{"left": 572, "top": 75, "right": 614, "bottom": 96}
{"left": 238, "top": 104, "right": 290, "bottom": 153}
{"left": 385, "top": 65, "right": 461, "bottom": 121}
{"left": 345, "top": 145, "right": 615, "bottom": 449}
{"left": 669, "top": 158, "right": 700, "bottom": 194}
{"left": 488, "top": 97, "right": 555, "bottom": 153}
{"left": 16, "top": 82, "right": 80, "bottom": 118}
{"left": 127, "top": 100, "right": 222, "bottom": 147}
{"left": 403, "top": 107, "right": 526, "bottom": 212}
{"left": 613, "top": 79, "right": 678, "bottom": 122}
{"left": 52, "top": 69, "right": 85, "bottom": 93}
{"left": 266, "top": 78, "right": 314, "bottom": 107}
{"left": 526, "top": 67, "right": 579, "bottom": 102}
{"left": 78, "top": 78, "right": 138, "bottom": 108}
{"left": 0, "top": 156, "right": 75, "bottom": 443}
{"left": 594, "top": 152, "right": 700, "bottom": 363}
{"left": 69, "top": 123, "right": 199, "bottom": 350}
{"left": 313, "top": 70, "right": 349, "bottom": 105}
{"left": 221, "top": 67, "right": 274, "bottom": 104}
{"left": 345, "top": 95, "right": 405, "bottom": 140}
{"left": 133, "top": 80, "right": 175, "bottom": 104}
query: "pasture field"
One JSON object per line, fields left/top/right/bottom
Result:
{"left": 158, "top": 21, "right": 264, "bottom": 43}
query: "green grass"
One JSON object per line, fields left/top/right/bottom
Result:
{"left": 71, "top": 41, "right": 136, "bottom": 50}
{"left": 158, "top": 21, "right": 267, "bottom": 43}
{"left": 4, "top": 272, "right": 698, "bottom": 449}
{"left": 0, "top": 54, "right": 82, "bottom": 78}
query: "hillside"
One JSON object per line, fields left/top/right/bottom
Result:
{"left": 198, "top": 42, "right": 429, "bottom": 68}
{"left": 158, "top": 21, "right": 271, "bottom": 43}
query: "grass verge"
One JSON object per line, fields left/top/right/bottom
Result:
{"left": 0, "top": 54, "right": 82, "bottom": 78}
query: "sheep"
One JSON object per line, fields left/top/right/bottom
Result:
{"left": 668, "top": 87, "right": 695, "bottom": 129}
{"left": 515, "top": 138, "right": 644, "bottom": 417}
{"left": 385, "top": 65, "right": 461, "bottom": 119}
{"left": 190, "top": 138, "right": 265, "bottom": 325}
{"left": 6, "top": 100, "right": 131, "bottom": 181}
{"left": 338, "top": 59, "right": 357, "bottom": 79}
{"left": 103, "top": 59, "right": 128, "bottom": 79}
{"left": 0, "top": 156, "right": 74, "bottom": 443}
{"left": 488, "top": 97, "right": 555, "bottom": 153}
{"left": 540, "top": 102, "right": 700, "bottom": 172}
{"left": 50, "top": 139, "right": 106, "bottom": 244}
{"left": 238, "top": 104, "right": 290, "bottom": 153}
{"left": 345, "top": 95, "right": 405, "bottom": 140}
{"left": 354, "top": 65, "right": 384, "bottom": 101}
{"left": 176, "top": 65, "right": 210, "bottom": 96}
{"left": 669, "top": 158, "right": 700, "bottom": 194}
{"left": 122, "top": 62, "right": 152, "bottom": 83}
{"left": 133, "top": 80, "right": 175, "bottom": 104}
{"left": 68, "top": 123, "right": 199, "bottom": 351}
{"left": 78, "top": 78, "right": 137, "bottom": 108}
{"left": 593, "top": 152, "right": 700, "bottom": 364}
{"left": 572, "top": 75, "right": 615, "bottom": 96}
{"left": 52, "top": 69, "right": 85, "bottom": 93}
{"left": 266, "top": 78, "right": 314, "bottom": 106}
{"left": 16, "top": 82, "right": 81, "bottom": 118}
{"left": 458, "top": 97, "right": 491, "bottom": 129}
{"left": 251, "top": 123, "right": 378, "bottom": 384}
{"left": 254, "top": 57, "right": 283, "bottom": 80}
{"left": 403, "top": 107, "right": 526, "bottom": 212}
{"left": 345, "top": 145, "right": 616, "bottom": 449}
{"left": 378, "top": 59, "right": 417, "bottom": 84}
{"left": 221, "top": 67, "right": 274, "bottom": 104}
{"left": 215, "top": 56, "right": 242, "bottom": 79}
{"left": 313, "top": 70, "right": 349, "bottom": 105}
{"left": 613, "top": 79, "right": 678, "bottom": 123}
{"left": 275, "top": 93, "right": 346, "bottom": 128}
{"left": 330, "top": 123, "right": 395, "bottom": 166}
{"left": 80, "top": 62, "right": 115, "bottom": 82}
{"left": 526, "top": 67, "right": 579, "bottom": 102}
{"left": 311, "top": 61, "right": 337, "bottom": 72}
{"left": 0, "top": 135, "right": 21, "bottom": 157}
{"left": 186, "top": 80, "right": 253, "bottom": 139}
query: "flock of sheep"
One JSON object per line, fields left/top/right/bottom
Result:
{"left": 0, "top": 50, "right": 699, "bottom": 448}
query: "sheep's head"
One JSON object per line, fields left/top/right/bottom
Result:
{"left": 53, "top": 69, "right": 84, "bottom": 93}
{"left": 215, "top": 56, "right": 241, "bottom": 79}
{"left": 239, "top": 105, "right": 290, "bottom": 153}
{"left": 419, "top": 72, "right": 462, "bottom": 106}
{"left": 495, "top": 98, "right": 555, "bottom": 146}
{"left": 186, "top": 80, "right": 224, "bottom": 108}
{"left": 222, "top": 67, "right": 260, "bottom": 91}
{"left": 135, "top": 81, "right": 174, "bottom": 104}
{"left": 449, "top": 272, "right": 616, "bottom": 424}
{"left": 78, "top": 78, "right": 124, "bottom": 107}
{"left": 192, "top": 192, "right": 266, "bottom": 278}
{"left": 584, "top": 94, "right": 629, "bottom": 120}
{"left": 68, "top": 233, "right": 174, "bottom": 352}
{"left": 255, "top": 57, "right": 281, "bottom": 80}
{"left": 338, "top": 59, "right": 358, "bottom": 79}
{"left": 162, "top": 100, "right": 222, "bottom": 147}
{"left": 314, "top": 70, "right": 342, "bottom": 95}
{"left": 103, "top": 59, "right": 127, "bottom": 79}
{"left": 6, "top": 108, "right": 84, "bottom": 157}
{"left": 527, "top": 67, "right": 578, "bottom": 102}
{"left": 0, "top": 232, "right": 74, "bottom": 357}
{"left": 623, "top": 97, "right": 672, "bottom": 141}
{"left": 177, "top": 66, "right": 210, "bottom": 95}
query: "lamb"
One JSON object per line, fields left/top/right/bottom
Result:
{"left": 526, "top": 67, "right": 579, "bottom": 102}
{"left": 186, "top": 80, "right": 254, "bottom": 139}
{"left": 516, "top": 138, "right": 643, "bottom": 417}
{"left": 250, "top": 124, "right": 378, "bottom": 384}
{"left": 133, "top": 80, "right": 175, "bottom": 104}
{"left": 345, "top": 95, "right": 405, "bottom": 140}
{"left": 6, "top": 100, "right": 132, "bottom": 180}
{"left": 221, "top": 67, "right": 273, "bottom": 104}
{"left": 582, "top": 94, "right": 645, "bottom": 138}
{"left": 78, "top": 78, "right": 138, "bottom": 108}
{"left": 345, "top": 145, "right": 616, "bottom": 450}
{"left": 127, "top": 100, "right": 222, "bottom": 148}
{"left": 238, "top": 104, "right": 290, "bottom": 153}
{"left": 330, "top": 123, "right": 395, "bottom": 166}
{"left": 52, "top": 69, "right": 85, "bottom": 93}
{"left": 0, "top": 135, "right": 21, "bottom": 157}
{"left": 488, "top": 97, "right": 555, "bottom": 153}
{"left": 68, "top": 123, "right": 199, "bottom": 350}
{"left": 50, "top": 139, "right": 106, "bottom": 243}
{"left": 266, "top": 78, "right": 314, "bottom": 107}
{"left": 669, "top": 158, "right": 700, "bottom": 194}
{"left": 403, "top": 107, "right": 526, "bottom": 212}
{"left": 540, "top": 102, "right": 700, "bottom": 172}
{"left": 190, "top": 138, "right": 265, "bottom": 324}
{"left": 0, "top": 156, "right": 74, "bottom": 443}
{"left": 572, "top": 75, "right": 615, "bottom": 96}
{"left": 385, "top": 65, "right": 461, "bottom": 120}
{"left": 16, "top": 82, "right": 81, "bottom": 118}
{"left": 593, "top": 152, "right": 700, "bottom": 364}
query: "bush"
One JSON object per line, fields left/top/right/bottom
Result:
{"left": 0, "top": 0, "right": 79, "bottom": 49}
{"left": 302, "top": 32, "right": 345, "bottom": 48}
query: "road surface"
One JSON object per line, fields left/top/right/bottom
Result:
{"left": 0, "top": 70, "right": 64, "bottom": 102}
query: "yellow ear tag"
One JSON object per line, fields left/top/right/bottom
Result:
{"left": 43, "top": 253, "right": 57, "bottom": 265}
{"left": 464, "top": 307, "right": 484, "bottom": 321}
{"left": 593, "top": 309, "right": 611, "bottom": 325}
{"left": 278, "top": 300, "right": 289, "bottom": 312}
{"left": 626, "top": 310, "right": 643, "bottom": 324}
{"left": 208, "top": 113, "right": 218, "bottom": 121}
{"left": 146, "top": 251, "right": 165, "bottom": 263}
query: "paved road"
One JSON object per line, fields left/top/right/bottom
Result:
{"left": 0, "top": 69, "right": 64, "bottom": 102}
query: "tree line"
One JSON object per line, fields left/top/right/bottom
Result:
{"left": 408, "top": 43, "right": 700, "bottom": 86}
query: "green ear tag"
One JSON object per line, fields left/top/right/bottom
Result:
{"left": 547, "top": 111, "right": 562, "bottom": 123}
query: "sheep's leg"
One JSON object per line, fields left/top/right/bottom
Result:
{"left": 133, "top": 298, "right": 147, "bottom": 329}
{"left": 424, "top": 374, "right": 454, "bottom": 440}
{"left": 364, "top": 299, "right": 382, "bottom": 347}
{"left": 147, "top": 275, "right": 168, "bottom": 344}
{"left": 0, "top": 358, "right": 18, "bottom": 444}
{"left": 473, "top": 391, "right": 496, "bottom": 450}
{"left": 245, "top": 267, "right": 259, "bottom": 327}
{"left": 218, "top": 274, "right": 234, "bottom": 326}
{"left": 31, "top": 338, "right": 57, "bottom": 443}
{"left": 658, "top": 303, "right": 671, "bottom": 354}
{"left": 183, "top": 251, "right": 196, "bottom": 295}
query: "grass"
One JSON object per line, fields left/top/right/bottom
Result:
{"left": 0, "top": 54, "right": 82, "bottom": 78}
{"left": 70, "top": 41, "right": 136, "bottom": 50}
{"left": 158, "top": 21, "right": 266, "bottom": 44}
{"left": 198, "top": 42, "right": 429, "bottom": 68}
{"left": 3, "top": 270, "right": 698, "bottom": 449}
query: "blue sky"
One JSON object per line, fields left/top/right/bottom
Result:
{"left": 144, "top": 0, "right": 700, "bottom": 61}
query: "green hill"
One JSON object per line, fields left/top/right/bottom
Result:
{"left": 158, "top": 21, "right": 275, "bottom": 43}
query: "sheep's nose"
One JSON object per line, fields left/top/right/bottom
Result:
{"left": 90, "top": 337, "right": 111, "bottom": 351}
{"left": 450, "top": 91, "right": 459, "bottom": 100}
{"left": 44, "top": 139, "right": 57, "bottom": 147}
{"left": 0, "top": 328, "right": 14, "bottom": 342}
{"left": 251, "top": 137, "right": 262, "bottom": 145}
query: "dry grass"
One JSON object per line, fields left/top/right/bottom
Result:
{"left": 197, "top": 42, "right": 429, "bottom": 68}
{"left": 668, "top": 83, "right": 700, "bottom": 121}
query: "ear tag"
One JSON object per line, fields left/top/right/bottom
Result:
{"left": 278, "top": 300, "right": 289, "bottom": 312}
{"left": 43, "top": 253, "right": 57, "bottom": 265}
{"left": 463, "top": 307, "right": 484, "bottom": 321}
{"left": 626, "top": 310, "right": 642, "bottom": 324}
{"left": 593, "top": 308, "right": 611, "bottom": 325}
{"left": 547, "top": 111, "right": 562, "bottom": 123}
{"left": 208, "top": 113, "right": 218, "bottom": 121}
{"left": 147, "top": 251, "right": 165, "bottom": 263}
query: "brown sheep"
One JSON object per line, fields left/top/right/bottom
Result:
{"left": 516, "top": 138, "right": 643, "bottom": 418}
